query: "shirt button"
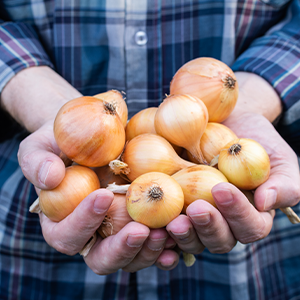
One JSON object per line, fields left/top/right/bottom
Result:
{"left": 135, "top": 31, "right": 148, "bottom": 46}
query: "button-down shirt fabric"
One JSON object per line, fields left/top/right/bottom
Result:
{"left": 0, "top": 1, "right": 300, "bottom": 300}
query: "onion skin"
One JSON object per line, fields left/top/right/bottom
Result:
{"left": 93, "top": 165, "right": 129, "bottom": 188}
{"left": 97, "top": 194, "right": 132, "bottom": 238}
{"left": 121, "top": 133, "right": 194, "bottom": 182}
{"left": 172, "top": 165, "right": 228, "bottom": 212}
{"left": 188, "top": 122, "right": 238, "bottom": 164}
{"left": 93, "top": 90, "right": 128, "bottom": 127}
{"left": 54, "top": 96, "right": 126, "bottom": 167}
{"left": 170, "top": 57, "right": 238, "bottom": 122}
{"left": 154, "top": 94, "right": 208, "bottom": 164}
{"left": 126, "top": 172, "right": 184, "bottom": 228}
{"left": 39, "top": 165, "right": 100, "bottom": 222}
{"left": 218, "top": 138, "right": 270, "bottom": 190}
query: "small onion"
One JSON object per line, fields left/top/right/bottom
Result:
{"left": 93, "top": 89, "right": 128, "bottom": 127}
{"left": 154, "top": 94, "right": 208, "bottom": 164}
{"left": 187, "top": 122, "right": 238, "bottom": 164}
{"left": 54, "top": 96, "right": 126, "bottom": 167}
{"left": 97, "top": 194, "right": 132, "bottom": 238}
{"left": 172, "top": 165, "right": 228, "bottom": 212}
{"left": 39, "top": 165, "right": 100, "bottom": 222}
{"left": 111, "top": 133, "right": 194, "bottom": 182}
{"left": 126, "top": 172, "right": 184, "bottom": 228}
{"left": 218, "top": 138, "right": 270, "bottom": 190}
{"left": 170, "top": 57, "right": 239, "bottom": 122}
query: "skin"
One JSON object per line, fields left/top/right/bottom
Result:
{"left": 1, "top": 66, "right": 300, "bottom": 273}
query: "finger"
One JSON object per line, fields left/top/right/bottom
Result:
{"left": 122, "top": 228, "right": 168, "bottom": 273}
{"left": 18, "top": 123, "right": 65, "bottom": 190}
{"left": 39, "top": 189, "right": 114, "bottom": 255}
{"left": 212, "top": 182, "right": 275, "bottom": 244}
{"left": 84, "top": 221, "right": 150, "bottom": 275}
{"left": 186, "top": 200, "right": 237, "bottom": 253}
{"left": 254, "top": 153, "right": 300, "bottom": 211}
{"left": 166, "top": 214, "right": 205, "bottom": 254}
{"left": 155, "top": 249, "right": 180, "bottom": 271}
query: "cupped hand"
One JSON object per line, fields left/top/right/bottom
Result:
{"left": 166, "top": 111, "right": 300, "bottom": 256}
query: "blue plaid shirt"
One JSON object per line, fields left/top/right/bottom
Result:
{"left": 0, "top": 1, "right": 300, "bottom": 299}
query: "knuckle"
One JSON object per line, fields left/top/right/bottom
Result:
{"left": 209, "top": 241, "right": 237, "bottom": 254}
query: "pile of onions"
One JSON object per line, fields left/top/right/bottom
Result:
{"left": 126, "top": 172, "right": 184, "bottom": 228}
{"left": 110, "top": 133, "right": 194, "bottom": 182}
{"left": 170, "top": 57, "right": 238, "bottom": 122}
{"left": 154, "top": 94, "right": 208, "bottom": 164}
{"left": 38, "top": 165, "right": 100, "bottom": 222}
{"left": 54, "top": 96, "right": 126, "bottom": 167}
{"left": 93, "top": 89, "right": 128, "bottom": 127}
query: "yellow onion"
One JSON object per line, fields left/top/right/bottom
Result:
{"left": 187, "top": 122, "right": 238, "bottom": 164}
{"left": 172, "top": 165, "right": 228, "bottom": 212}
{"left": 110, "top": 133, "right": 194, "bottom": 182}
{"left": 39, "top": 165, "right": 100, "bottom": 222}
{"left": 170, "top": 57, "right": 238, "bottom": 122}
{"left": 93, "top": 89, "right": 128, "bottom": 127}
{"left": 125, "top": 107, "right": 157, "bottom": 141}
{"left": 218, "top": 138, "right": 270, "bottom": 190}
{"left": 126, "top": 172, "right": 184, "bottom": 228}
{"left": 54, "top": 96, "right": 126, "bottom": 167}
{"left": 97, "top": 194, "right": 132, "bottom": 238}
{"left": 154, "top": 94, "right": 208, "bottom": 164}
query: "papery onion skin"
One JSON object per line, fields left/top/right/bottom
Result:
{"left": 39, "top": 165, "right": 100, "bottom": 222}
{"left": 126, "top": 172, "right": 184, "bottom": 228}
{"left": 93, "top": 165, "right": 129, "bottom": 188}
{"left": 154, "top": 94, "right": 208, "bottom": 164}
{"left": 54, "top": 96, "right": 126, "bottom": 167}
{"left": 93, "top": 90, "right": 128, "bottom": 127}
{"left": 97, "top": 194, "right": 132, "bottom": 238}
{"left": 218, "top": 138, "right": 270, "bottom": 190}
{"left": 188, "top": 122, "right": 238, "bottom": 164}
{"left": 121, "top": 133, "right": 194, "bottom": 182}
{"left": 172, "top": 165, "right": 228, "bottom": 212}
{"left": 170, "top": 57, "right": 239, "bottom": 122}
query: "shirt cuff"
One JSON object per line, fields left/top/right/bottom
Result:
{"left": 231, "top": 35, "right": 300, "bottom": 112}
{"left": 0, "top": 21, "right": 54, "bottom": 93}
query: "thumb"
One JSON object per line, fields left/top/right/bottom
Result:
{"left": 39, "top": 189, "right": 114, "bottom": 255}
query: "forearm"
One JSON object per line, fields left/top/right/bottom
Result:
{"left": 230, "top": 72, "right": 282, "bottom": 123}
{"left": 1, "top": 66, "right": 82, "bottom": 132}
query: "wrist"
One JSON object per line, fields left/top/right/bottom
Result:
{"left": 1, "top": 66, "right": 82, "bottom": 132}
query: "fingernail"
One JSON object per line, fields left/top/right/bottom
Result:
{"left": 264, "top": 189, "right": 277, "bottom": 210}
{"left": 93, "top": 194, "right": 110, "bottom": 214}
{"left": 147, "top": 237, "right": 167, "bottom": 251}
{"left": 39, "top": 160, "right": 53, "bottom": 185}
{"left": 126, "top": 234, "right": 148, "bottom": 248}
{"left": 190, "top": 212, "right": 211, "bottom": 225}
{"left": 214, "top": 188, "right": 233, "bottom": 206}
{"left": 170, "top": 229, "right": 190, "bottom": 241}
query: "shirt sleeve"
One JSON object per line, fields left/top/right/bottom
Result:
{"left": 0, "top": 20, "right": 54, "bottom": 93}
{"left": 231, "top": 0, "right": 300, "bottom": 112}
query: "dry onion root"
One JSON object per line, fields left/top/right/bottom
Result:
{"left": 93, "top": 89, "right": 128, "bottom": 127}
{"left": 170, "top": 57, "right": 239, "bottom": 122}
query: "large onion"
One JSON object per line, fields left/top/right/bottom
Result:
{"left": 54, "top": 96, "right": 126, "bottom": 167}
{"left": 170, "top": 57, "right": 238, "bottom": 122}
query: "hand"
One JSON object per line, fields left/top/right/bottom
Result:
{"left": 165, "top": 111, "right": 300, "bottom": 257}
{"left": 19, "top": 122, "right": 178, "bottom": 274}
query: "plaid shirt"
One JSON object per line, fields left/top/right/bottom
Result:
{"left": 1, "top": 1, "right": 300, "bottom": 299}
